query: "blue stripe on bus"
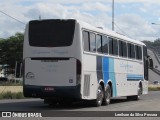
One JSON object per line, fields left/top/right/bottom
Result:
{"left": 108, "top": 58, "right": 117, "bottom": 97}
{"left": 97, "top": 56, "right": 117, "bottom": 97}
{"left": 127, "top": 74, "right": 143, "bottom": 81}
{"left": 103, "top": 57, "right": 109, "bottom": 84}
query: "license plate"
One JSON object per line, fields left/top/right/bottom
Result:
{"left": 43, "top": 87, "right": 54, "bottom": 91}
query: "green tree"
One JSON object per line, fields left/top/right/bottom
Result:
{"left": 153, "top": 38, "right": 160, "bottom": 47}
{"left": 142, "top": 40, "right": 154, "bottom": 47}
{"left": 0, "top": 33, "right": 24, "bottom": 74}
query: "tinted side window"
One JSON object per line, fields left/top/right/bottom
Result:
{"left": 89, "top": 32, "right": 96, "bottom": 52}
{"left": 135, "top": 45, "right": 139, "bottom": 59}
{"left": 109, "top": 37, "right": 113, "bottom": 55}
{"left": 83, "top": 31, "right": 89, "bottom": 51}
{"left": 29, "top": 20, "right": 75, "bottom": 47}
{"left": 102, "top": 36, "right": 109, "bottom": 54}
{"left": 135, "top": 45, "right": 142, "bottom": 60}
{"left": 113, "top": 39, "right": 118, "bottom": 55}
{"left": 138, "top": 46, "right": 142, "bottom": 60}
{"left": 119, "top": 41, "right": 123, "bottom": 57}
{"left": 128, "top": 43, "right": 131, "bottom": 58}
{"left": 96, "top": 34, "right": 102, "bottom": 53}
{"left": 131, "top": 44, "right": 135, "bottom": 59}
{"left": 122, "top": 41, "right": 127, "bottom": 57}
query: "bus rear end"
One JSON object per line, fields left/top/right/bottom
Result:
{"left": 23, "top": 19, "right": 82, "bottom": 103}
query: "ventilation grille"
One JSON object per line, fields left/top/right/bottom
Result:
{"left": 83, "top": 75, "right": 90, "bottom": 96}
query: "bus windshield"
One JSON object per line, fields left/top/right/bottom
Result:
{"left": 29, "top": 19, "right": 75, "bottom": 47}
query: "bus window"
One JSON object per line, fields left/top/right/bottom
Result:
{"left": 138, "top": 46, "right": 142, "bottom": 60}
{"left": 128, "top": 43, "right": 131, "bottom": 58}
{"left": 119, "top": 41, "right": 123, "bottom": 57}
{"left": 96, "top": 35, "right": 102, "bottom": 53}
{"left": 113, "top": 39, "right": 118, "bottom": 56}
{"left": 122, "top": 41, "right": 127, "bottom": 57}
{"left": 131, "top": 44, "right": 135, "bottom": 59}
{"left": 135, "top": 46, "right": 142, "bottom": 60}
{"left": 89, "top": 32, "right": 96, "bottom": 52}
{"left": 83, "top": 31, "right": 89, "bottom": 51}
{"left": 109, "top": 37, "right": 113, "bottom": 55}
{"left": 102, "top": 36, "right": 109, "bottom": 54}
{"left": 29, "top": 20, "right": 75, "bottom": 47}
{"left": 119, "top": 40, "right": 127, "bottom": 58}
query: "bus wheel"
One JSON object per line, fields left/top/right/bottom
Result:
{"left": 94, "top": 85, "right": 104, "bottom": 107}
{"left": 137, "top": 84, "right": 142, "bottom": 100}
{"left": 103, "top": 85, "right": 111, "bottom": 105}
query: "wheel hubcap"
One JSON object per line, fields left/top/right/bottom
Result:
{"left": 138, "top": 85, "right": 142, "bottom": 98}
{"left": 97, "top": 88, "right": 103, "bottom": 104}
{"left": 106, "top": 88, "right": 111, "bottom": 103}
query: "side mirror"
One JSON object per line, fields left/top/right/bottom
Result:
{"left": 149, "top": 58, "right": 153, "bottom": 69}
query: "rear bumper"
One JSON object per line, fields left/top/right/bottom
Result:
{"left": 23, "top": 85, "right": 81, "bottom": 99}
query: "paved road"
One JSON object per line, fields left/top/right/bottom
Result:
{"left": 0, "top": 91, "right": 160, "bottom": 111}
{"left": 148, "top": 49, "right": 160, "bottom": 71}
{"left": 149, "top": 69, "right": 160, "bottom": 84}
{"left": 0, "top": 91, "right": 160, "bottom": 119}
{"left": 148, "top": 49, "right": 160, "bottom": 84}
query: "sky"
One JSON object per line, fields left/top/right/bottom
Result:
{"left": 0, "top": 0, "right": 160, "bottom": 41}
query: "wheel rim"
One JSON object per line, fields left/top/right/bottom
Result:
{"left": 97, "top": 87, "right": 103, "bottom": 104}
{"left": 106, "top": 87, "right": 111, "bottom": 103}
{"left": 137, "top": 85, "right": 142, "bottom": 99}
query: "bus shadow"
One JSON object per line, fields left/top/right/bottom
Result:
{"left": 45, "top": 98, "right": 131, "bottom": 110}
{"left": 0, "top": 97, "right": 138, "bottom": 111}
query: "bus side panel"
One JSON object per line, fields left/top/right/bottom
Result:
{"left": 126, "top": 60, "right": 143, "bottom": 96}
{"left": 82, "top": 54, "right": 98, "bottom": 99}
{"left": 114, "top": 58, "right": 128, "bottom": 97}
{"left": 113, "top": 59, "right": 144, "bottom": 97}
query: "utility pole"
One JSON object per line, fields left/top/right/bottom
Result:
{"left": 112, "top": 0, "right": 114, "bottom": 31}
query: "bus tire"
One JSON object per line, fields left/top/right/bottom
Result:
{"left": 136, "top": 84, "right": 142, "bottom": 100}
{"left": 102, "top": 85, "right": 111, "bottom": 105}
{"left": 93, "top": 85, "right": 104, "bottom": 107}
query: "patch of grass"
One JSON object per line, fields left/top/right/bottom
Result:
{"left": 0, "top": 82, "right": 23, "bottom": 86}
{"left": 148, "top": 85, "right": 160, "bottom": 91}
{"left": 0, "top": 91, "right": 25, "bottom": 99}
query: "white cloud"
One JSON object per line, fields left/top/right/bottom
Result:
{"left": 115, "top": 14, "right": 159, "bottom": 41}
{"left": 10, "top": 0, "right": 160, "bottom": 4}
{"left": 0, "top": 0, "right": 160, "bottom": 41}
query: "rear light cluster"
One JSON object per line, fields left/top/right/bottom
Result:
{"left": 76, "top": 60, "right": 81, "bottom": 85}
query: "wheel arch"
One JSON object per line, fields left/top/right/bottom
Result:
{"left": 99, "top": 80, "right": 105, "bottom": 91}
{"left": 98, "top": 80, "right": 113, "bottom": 97}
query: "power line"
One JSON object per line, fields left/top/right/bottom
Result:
{"left": 114, "top": 22, "right": 131, "bottom": 38}
{"left": 114, "top": 21, "right": 159, "bottom": 40}
{"left": 0, "top": 10, "right": 26, "bottom": 25}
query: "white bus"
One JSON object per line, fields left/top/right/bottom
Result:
{"left": 23, "top": 19, "right": 149, "bottom": 106}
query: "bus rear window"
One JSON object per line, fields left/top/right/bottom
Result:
{"left": 29, "top": 19, "right": 75, "bottom": 47}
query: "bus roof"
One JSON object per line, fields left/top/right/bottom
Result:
{"left": 77, "top": 20, "right": 145, "bottom": 46}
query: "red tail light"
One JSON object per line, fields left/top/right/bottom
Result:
{"left": 76, "top": 59, "right": 81, "bottom": 85}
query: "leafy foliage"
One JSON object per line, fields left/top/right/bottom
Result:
{"left": 0, "top": 91, "right": 25, "bottom": 99}
{"left": 0, "top": 33, "right": 23, "bottom": 74}
{"left": 142, "top": 39, "right": 160, "bottom": 48}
